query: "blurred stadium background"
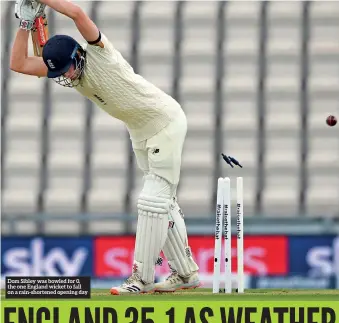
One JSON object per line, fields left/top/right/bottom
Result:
{"left": 1, "top": 1, "right": 338, "bottom": 290}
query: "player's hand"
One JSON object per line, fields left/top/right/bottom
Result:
{"left": 15, "top": 0, "right": 46, "bottom": 30}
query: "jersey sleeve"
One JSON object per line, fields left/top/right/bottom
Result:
{"left": 85, "top": 31, "right": 125, "bottom": 66}
{"left": 87, "top": 31, "right": 115, "bottom": 53}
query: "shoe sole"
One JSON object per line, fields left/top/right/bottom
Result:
{"left": 154, "top": 282, "right": 202, "bottom": 293}
{"left": 110, "top": 288, "right": 155, "bottom": 296}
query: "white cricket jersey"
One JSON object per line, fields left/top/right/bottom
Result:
{"left": 74, "top": 33, "right": 182, "bottom": 142}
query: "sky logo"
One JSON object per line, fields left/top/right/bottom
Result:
{"left": 1, "top": 237, "right": 93, "bottom": 279}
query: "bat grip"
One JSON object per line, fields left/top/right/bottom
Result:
{"left": 35, "top": 17, "right": 48, "bottom": 47}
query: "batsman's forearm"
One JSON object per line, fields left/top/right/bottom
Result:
{"left": 38, "top": 0, "right": 81, "bottom": 20}
{"left": 10, "top": 29, "right": 29, "bottom": 70}
{"left": 38, "top": 0, "right": 100, "bottom": 43}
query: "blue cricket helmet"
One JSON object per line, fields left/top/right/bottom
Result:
{"left": 42, "top": 35, "right": 82, "bottom": 78}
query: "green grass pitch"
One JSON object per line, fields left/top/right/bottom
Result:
{"left": 3, "top": 288, "right": 339, "bottom": 301}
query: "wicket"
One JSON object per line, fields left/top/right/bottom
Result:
{"left": 213, "top": 177, "right": 244, "bottom": 294}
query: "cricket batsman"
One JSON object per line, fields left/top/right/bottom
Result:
{"left": 10, "top": 0, "right": 200, "bottom": 294}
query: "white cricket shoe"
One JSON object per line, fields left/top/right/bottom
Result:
{"left": 154, "top": 271, "right": 201, "bottom": 292}
{"left": 110, "top": 273, "right": 155, "bottom": 295}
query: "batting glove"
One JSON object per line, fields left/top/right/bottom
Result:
{"left": 15, "top": 0, "right": 46, "bottom": 30}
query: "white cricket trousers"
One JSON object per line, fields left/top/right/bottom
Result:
{"left": 132, "top": 108, "right": 187, "bottom": 187}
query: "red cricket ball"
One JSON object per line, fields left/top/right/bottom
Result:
{"left": 326, "top": 115, "right": 337, "bottom": 127}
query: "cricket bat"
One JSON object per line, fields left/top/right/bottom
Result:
{"left": 31, "top": 13, "right": 49, "bottom": 57}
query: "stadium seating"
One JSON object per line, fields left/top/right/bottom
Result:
{"left": 1, "top": 1, "right": 338, "bottom": 234}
